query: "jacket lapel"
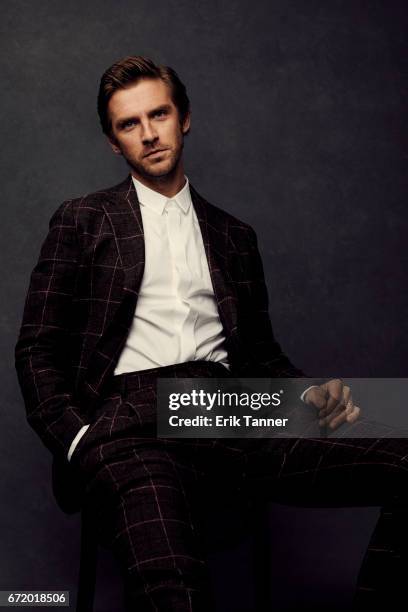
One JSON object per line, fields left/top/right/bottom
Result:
{"left": 102, "top": 175, "right": 145, "bottom": 299}
{"left": 189, "top": 184, "right": 238, "bottom": 340}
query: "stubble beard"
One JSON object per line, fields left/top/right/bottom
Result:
{"left": 127, "top": 135, "right": 184, "bottom": 182}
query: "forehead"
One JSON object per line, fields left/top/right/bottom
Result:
{"left": 108, "top": 78, "right": 174, "bottom": 120}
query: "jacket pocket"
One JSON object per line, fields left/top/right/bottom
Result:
{"left": 70, "top": 394, "right": 123, "bottom": 461}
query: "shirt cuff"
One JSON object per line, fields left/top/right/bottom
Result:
{"left": 300, "top": 385, "right": 320, "bottom": 403}
{"left": 67, "top": 424, "right": 90, "bottom": 462}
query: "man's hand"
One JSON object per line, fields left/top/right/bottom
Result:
{"left": 304, "top": 379, "right": 360, "bottom": 431}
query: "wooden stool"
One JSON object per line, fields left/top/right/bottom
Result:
{"left": 76, "top": 506, "right": 98, "bottom": 612}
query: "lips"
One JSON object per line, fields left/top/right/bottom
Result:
{"left": 145, "top": 149, "right": 167, "bottom": 157}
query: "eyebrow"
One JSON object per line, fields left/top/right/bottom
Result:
{"left": 115, "top": 104, "right": 172, "bottom": 130}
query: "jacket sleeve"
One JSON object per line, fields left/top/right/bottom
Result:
{"left": 240, "top": 226, "right": 305, "bottom": 377}
{"left": 15, "top": 200, "right": 86, "bottom": 459}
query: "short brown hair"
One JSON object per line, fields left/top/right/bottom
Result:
{"left": 97, "top": 55, "right": 190, "bottom": 135}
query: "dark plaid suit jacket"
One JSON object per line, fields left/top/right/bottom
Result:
{"left": 15, "top": 175, "right": 303, "bottom": 506}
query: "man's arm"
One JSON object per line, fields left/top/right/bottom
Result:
{"left": 15, "top": 200, "right": 86, "bottom": 460}
{"left": 243, "top": 227, "right": 360, "bottom": 430}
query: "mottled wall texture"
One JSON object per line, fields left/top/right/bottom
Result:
{"left": 2, "top": 1, "right": 406, "bottom": 610}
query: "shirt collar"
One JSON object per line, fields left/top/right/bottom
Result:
{"left": 131, "top": 175, "right": 192, "bottom": 215}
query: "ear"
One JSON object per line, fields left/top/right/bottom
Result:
{"left": 181, "top": 111, "right": 191, "bottom": 135}
{"left": 107, "top": 136, "right": 122, "bottom": 156}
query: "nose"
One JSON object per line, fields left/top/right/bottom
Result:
{"left": 141, "top": 119, "right": 158, "bottom": 145}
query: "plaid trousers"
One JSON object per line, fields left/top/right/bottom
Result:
{"left": 70, "top": 361, "right": 408, "bottom": 611}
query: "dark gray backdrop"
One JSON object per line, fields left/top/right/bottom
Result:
{"left": 2, "top": 1, "right": 407, "bottom": 610}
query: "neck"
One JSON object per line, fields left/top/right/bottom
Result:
{"left": 131, "top": 163, "right": 186, "bottom": 198}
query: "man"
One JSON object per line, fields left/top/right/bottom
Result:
{"left": 15, "top": 56, "right": 406, "bottom": 611}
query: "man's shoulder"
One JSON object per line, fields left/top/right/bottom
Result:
{"left": 63, "top": 176, "right": 130, "bottom": 213}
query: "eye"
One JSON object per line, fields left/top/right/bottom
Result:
{"left": 154, "top": 109, "right": 167, "bottom": 118}
{"left": 123, "top": 119, "right": 137, "bottom": 130}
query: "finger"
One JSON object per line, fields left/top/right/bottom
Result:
{"left": 319, "top": 394, "right": 350, "bottom": 419}
{"left": 324, "top": 379, "right": 344, "bottom": 402}
{"left": 319, "top": 401, "right": 344, "bottom": 418}
{"left": 342, "top": 386, "right": 351, "bottom": 406}
{"left": 328, "top": 404, "right": 360, "bottom": 430}
{"left": 320, "top": 385, "right": 352, "bottom": 419}
{"left": 326, "top": 392, "right": 342, "bottom": 415}
{"left": 323, "top": 398, "right": 355, "bottom": 429}
{"left": 345, "top": 398, "right": 354, "bottom": 416}
{"left": 319, "top": 401, "right": 347, "bottom": 426}
{"left": 346, "top": 406, "right": 360, "bottom": 423}
{"left": 305, "top": 387, "right": 327, "bottom": 410}
{"left": 325, "top": 379, "right": 344, "bottom": 414}
{"left": 327, "top": 411, "right": 348, "bottom": 430}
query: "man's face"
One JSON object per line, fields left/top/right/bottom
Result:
{"left": 107, "top": 78, "right": 190, "bottom": 180}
